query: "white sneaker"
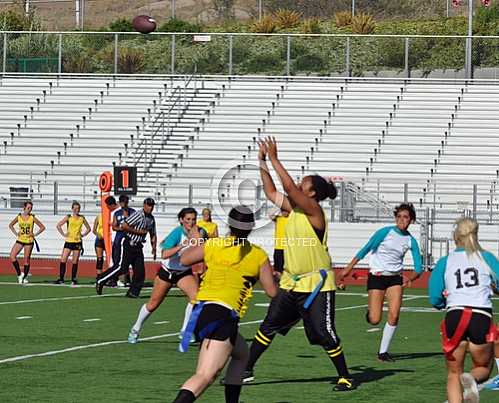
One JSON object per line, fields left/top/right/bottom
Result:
{"left": 128, "top": 329, "right": 139, "bottom": 344}
{"left": 22, "top": 277, "right": 29, "bottom": 284}
{"left": 17, "top": 275, "right": 24, "bottom": 284}
{"left": 117, "top": 280, "right": 125, "bottom": 288}
{"left": 461, "top": 373, "right": 479, "bottom": 403}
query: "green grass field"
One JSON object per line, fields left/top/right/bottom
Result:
{"left": 1, "top": 277, "right": 498, "bottom": 403}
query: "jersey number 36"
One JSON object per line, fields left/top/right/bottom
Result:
{"left": 454, "top": 267, "right": 479, "bottom": 289}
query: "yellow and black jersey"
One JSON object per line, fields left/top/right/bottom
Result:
{"left": 66, "top": 215, "right": 85, "bottom": 243}
{"left": 17, "top": 214, "right": 34, "bottom": 244}
{"left": 196, "top": 237, "right": 268, "bottom": 318}
{"left": 274, "top": 215, "right": 289, "bottom": 250}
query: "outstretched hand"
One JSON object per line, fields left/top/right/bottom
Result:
{"left": 263, "top": 136, "right": 278, "bottom": 160}
{"left": 257, "top": 140, "right": 268, "bottom": 161}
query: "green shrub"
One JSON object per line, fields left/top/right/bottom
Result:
{"left": 158, "top": 18, "right": 202, "bottom": 33}
{"left": 273, "top": 9, "right": 302, "bottom": 29}
{"left": 250, "top": 15, "right": 277, "bottom": 33}
{"left": 351, "top": 13, "right": 376, "bottom": 34}
{"left": 300, "top": 18, "right": 322, "bottom": 34}
{"left": 334, "top": 11, "right": 352, "bottom": 28}
{"left": 109, "top": 18, "right": 134, "bottom": 32}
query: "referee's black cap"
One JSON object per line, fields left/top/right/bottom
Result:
{"left": 144, "top": 197, "right": 156, "bottom": 206}
{"left": 118, "top": 194, "right": 129, "bottom": 203}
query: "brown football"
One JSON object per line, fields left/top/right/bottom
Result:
{"left": 132, "top": 15, "right": 157, "bottom": 34}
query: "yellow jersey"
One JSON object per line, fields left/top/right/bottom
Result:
{"left": 196, "top": 237, "right": 268, "bottom": 318}
{"left": 197, "top": 219, "right": 218, "bottom": 238}
{"left": 280, "top": 208, "right": 335, "bottom": 293}
{"left": 96, "top": 214, "right": 103, "bottom": 238}
{"left": 17, "top": 214, "right": 34, "bottom": 243}
{"left": 274, "top": 215, "right": 289, "bottom": 250}
{"left": 66, "top": 215, "right": 85, "bottom": 243}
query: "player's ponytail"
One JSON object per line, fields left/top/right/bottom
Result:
{"left": 310, "top": 175, "right": 337, "bottom": 202}
{"left": 453, "top": 217, "right": 482, "bottom": 256}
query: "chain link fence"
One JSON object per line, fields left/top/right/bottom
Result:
{"left": 1, "top": 32, "right": 497, "bottom": 78}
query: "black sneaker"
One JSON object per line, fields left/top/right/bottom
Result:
{"left": 365, "top": 310, "right": 370, "bottom": 324}
{"left": 96, "top": 280, "right": 104, "bottom": 295}
{"left": 125, "top": 291, "right": 139, "bottom": 299}
{"left": 242, "top": 370, "right": 255, "bottom": 383}
{"left": 220, "top": 370, "right": 254, "bottom": 386}
{"left": 378, "top": 352, "right": 395, "bottom": 362}
{"left": 70, "top": 280, "right": 78, "bottom": 287}
{"left": 53, "top": 279, "right": 64, "bottom": 285}
{"left": 333, "top": 377, "right": 357, "bottom": 392}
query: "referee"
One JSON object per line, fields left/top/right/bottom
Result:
{"left": 96, "top": 197, "right": 157, "bottom": 298}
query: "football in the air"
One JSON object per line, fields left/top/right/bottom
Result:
{"left": 132, "top": 15, "right": 157, "bottom": 34}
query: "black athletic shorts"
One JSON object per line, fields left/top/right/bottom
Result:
{"left": 195, "top": 303, "right": 239, "bottom": 345}
{"left": 259, "top": 288, "right": 341, "bottom": 350}
{"left": 94, "top": 237, "right": 105, "bottom": 249}
{"left": 445, "top": 308, "right": 493, "bottom": 345}
{"left": 367, "top": 273, "right": 403, "bottom": 290}
{"left": 157, "top": 267, "right": 193, "bottom": 285}
{"left": 16, "top": 240, "right": 34, "bottom": 247}
{"left": 273, "top": 249, "right": 284, "bottom": 273}
{"left": 64, "top": 241, "right": 83, "bottom": 251}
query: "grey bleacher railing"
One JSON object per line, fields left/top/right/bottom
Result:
{"left": 0, "top": 31, "right": 499, "bottom": 79}
{"left": 132, "top": 71, "right": 198, "bottom": 173}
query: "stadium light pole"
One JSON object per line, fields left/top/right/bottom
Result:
{"left": 352, "top": 0, "right": 355, "bottom": 17}
{"left": 171, "top": 0, "right": 176, "bottom": 19}
{"left": 75, "top": 0, "right": 79, "bottom": 28}
{"left": 258, "top": 0, "right": 263, "bottom": 20}
{"left": 465, "top": 0, "right": 473, "bottom": 79}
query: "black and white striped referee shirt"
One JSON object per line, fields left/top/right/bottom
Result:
{"left": 125, "top": 209, "right": 156, "bottom": 246}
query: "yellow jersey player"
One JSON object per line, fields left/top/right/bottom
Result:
{"left": 197, "top": 207, "right": 219, "bottom": 238}
{"left": 245, "top": 136, "right": 357, "bottom": 392}
{"left": 8, "top": 201, "right": 46, "bottom": 284}
{"left": 55, "top": 201, "right": 91, "bottom": 286}
{"left": 172, "top": 206, "right": 277, "bottom": 403}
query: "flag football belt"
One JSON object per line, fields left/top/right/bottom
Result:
{"left": 179, "top": 302, "right": 238, "bottom": 353}
{"left": 287, "top": 268, "right": 331, "bottom": 310}
{"left": 440, "top": 307, "right": 497, "bottom": 361}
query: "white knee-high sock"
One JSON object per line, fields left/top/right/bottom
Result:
{"left": 180, "top": 302, "right": 193, "bottom": 334}
{"left": 132, "top": 304, "right": 151, "bottom": 333}
{"left": 379, "top": 323, "right": 397, "bottom": 354}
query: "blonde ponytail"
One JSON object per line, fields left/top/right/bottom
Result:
{"left": 453, "top": 218, "right": 482, "bottom": 256}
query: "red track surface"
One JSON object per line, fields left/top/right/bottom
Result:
{"left": 0, "top": 257, "right": 431, "bottom": 287}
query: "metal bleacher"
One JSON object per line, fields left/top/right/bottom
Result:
{"left": 0, "top": 75, "right": 499, "bottom": 225}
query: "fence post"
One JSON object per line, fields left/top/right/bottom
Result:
{"left": 345, "top": 36, "right": 350, "bottom": 77}
{"left": 171, "top": 34, "right": 176, "bottom": 75}
{"left": 53, "top": 181, "right": 58, "bottom": 215}
{"left": 472, "top": 184, "right": 477, "bottom": 220}
{"left": 286, "top": 35, "right": 291, "bottom": 76}
{"left": 188, "top": 184, "right": 193, "bottom": 206}
{"left": 340, "top": 181, "right": 346, "bottom": 222}
{"left": 58, "top": 33, "right": 63, "bottom": 74}
{"left": 228, "top": 34, "right": 233, "bottom": 76}
{"left": 255, "top": 183, "right": 262, "bottom": 220}
{"left": 3, "top": 33, "right": 7, "bottom": 73}
{"left": 404, "top": 37, "right": 410, "bottom": 78}
{"left": 114, "top": 33, "right": 119, "bottom": 75}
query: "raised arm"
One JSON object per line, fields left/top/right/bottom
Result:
{"left": 264, "top": 137, "right": 321, "bottom": 219}
{"left": 33, "top": 216, "right": 46, "bottom": 237}
{"left": 258, "top": 140, "right": 292, "bottom": 213}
